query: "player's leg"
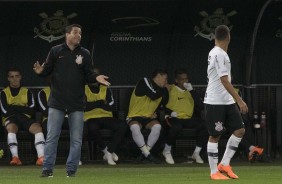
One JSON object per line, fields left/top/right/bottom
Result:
{"left": 205, "top": 104, "right": 229, "bottom": 180}
{"left": 218, "top": 104, "right": 245, "bottom": 179}
{"left": 5, "top": 118, "right": 21, "bottom": 165}
{"left": 162, "top": 118, "right": 183, "bottom": 164}
{"left": 28, "top": 118, "right": 45, "bottom": 166}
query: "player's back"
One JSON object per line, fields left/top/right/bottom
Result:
{"left": 204, "top": 46, "right": 234, "bottom": 105}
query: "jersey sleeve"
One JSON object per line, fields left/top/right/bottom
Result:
{"left": 214, "top": 54, "right": 228, "bottom": 77}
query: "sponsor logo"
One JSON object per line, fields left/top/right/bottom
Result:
{"left": 194, "top": 8, "right": 237, "bottom": 41}
{"left": 34, "top": 10, "right": 77, "bottom": 43}
{"left": 110, "top": 17, "right": 159, "bottom": 42}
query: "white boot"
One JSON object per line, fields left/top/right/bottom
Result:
{"left": 192, "top": 152, "right": 204, "bottom": 164}
{"left": 112, "top": 152, "right": 119, "bottom": 162}
{"left": 103, "top": 152, "right": 116, "bottom": 165}
{"left": 162, "top": 150, "right": 175, "bottom": 164}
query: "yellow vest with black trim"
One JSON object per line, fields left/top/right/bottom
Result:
{"left": 41, "top": 87, "right": 50, "bottom": 122}
{"left": 166, "top": 84, "right": 194, "bottom": 119}
{"left": 2, "top": 87, "right": 30, "bottom": 122}
{"left": 84, "top": 85, "right": 113, "bottom": 121}
{"left": 127, "top": 89, "right": 162, "bottom": 118}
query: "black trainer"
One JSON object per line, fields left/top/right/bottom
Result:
{"left": 67, "top": 170, "right": 76, "bottom": 177}
{"left": 146, "top": 154, "right": 161, "bottom": 164}
{"left": 41, "top": 170, "right": 53, "bottom": 178}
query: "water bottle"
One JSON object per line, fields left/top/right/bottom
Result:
{"left": 260, "top": 112, "right": 266, "bottom": 128}
{"left": 253, "top": 111, "right": 260, "bottom": 128}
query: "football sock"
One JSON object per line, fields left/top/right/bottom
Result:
{"left": 130, "top": 124, "right": 146, "bottom": 147}
{"left": 147, "top": 124, "right": 161, "bottom": 149}
{"left": 220, "top": 134, "right": 242, "bottom": 166}
{"left": 35, "top": 132, "right": 45, "bottom": 157}
{"left": 8, "top": 133, "right": 18, "bottom": 157}
{"left": 207, "top": 142, "right": 218, "bottom": 174}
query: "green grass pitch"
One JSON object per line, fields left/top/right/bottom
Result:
{"left": 0, "top": 162, "right": 281, "bottom": 184}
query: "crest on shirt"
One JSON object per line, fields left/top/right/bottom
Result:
{"left": 214, "top": 121, "right": 224, "bottom": 132}
{"left": 34, "top": 10, "right": 77, "bottom": 43}
{"left": 194, "top": 8, "right": 237, "bottom": 41}
{"left": 75, "top": 55, "right": 83, "bottom": 64}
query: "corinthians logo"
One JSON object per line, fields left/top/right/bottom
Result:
{"left": 34, "top": 10, "right": 77, "bottom": 43}
{"left": 194, "top": 8, "right": 237, "bottom": 41}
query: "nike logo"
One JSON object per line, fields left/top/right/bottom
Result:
{"left": 58, "top": 56, "right": 64, "bottom": 59}
{"left": 178, "top": 97, "right": 184, "bottom": 100}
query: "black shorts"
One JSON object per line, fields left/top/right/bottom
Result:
{"left": 5, "top": 114, "right": 37, "bottom": 131}
{"left": 204, "top": 104, "right": 245, "bottom": 136}
{"left": 126, "top": 117, "right": 158, "bottom": 128}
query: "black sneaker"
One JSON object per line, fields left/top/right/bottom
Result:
{"left": 41, "top": 170, "right": 53, "bottom": 178}
{"left": 66, "top": 170, "right": 76, "bottom": 177}
{"left": 146, "top": 154, "right": 161, "bottom": 164}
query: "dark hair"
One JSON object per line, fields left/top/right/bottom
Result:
{"left": 151, "top": 68, "right": 168, "bottom": 79}
{"left": 215, "top": 25, "right": 230, "bottom": 41}
{"left": 7, "top": 67, "right": 21, "bottom": 76}
{"left": 65, "top": 24, "right": 82, "bottom": 34}
{"left": 174, "top": 68, "right": 188, "bottom": 79}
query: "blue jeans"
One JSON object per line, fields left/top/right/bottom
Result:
{"left": 42, "top": 108, "right": 84, "bottom": 173}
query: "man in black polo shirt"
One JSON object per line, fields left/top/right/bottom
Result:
{"left": 33, "top": 24, "right": 110, "bottom": 177}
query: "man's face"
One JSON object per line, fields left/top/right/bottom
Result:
{"left": 175, "top": 73, "right": 188, "bottom": 89}
{"left": 155, "top": 73, "right": 168, "bottom": 88}
{"left": 66, "top": 27, "right": 81, "bottom": 46}
{"left": 8, "top": 71, "right": 21, "bottom": 88}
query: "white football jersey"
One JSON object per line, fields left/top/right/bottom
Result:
{"left": 204, "top": 46, "right": 235, "bottom": 105}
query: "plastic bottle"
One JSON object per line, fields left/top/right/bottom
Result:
{"left": 260, "top": 112, "right": 266, "bottom": 128}
{"left": 253, "top": 111, "right": 260, "bottom": 128}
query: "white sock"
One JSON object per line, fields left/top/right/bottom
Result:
{"left": 193, "top": 146, "right": 202, "bottom": 155}
{"left": 220, "top": 134, "right": 242, "bottom": 166}
{"left": 140, "top": 145, "right": 150, "bottom": 157}
{"left": 147, "top": 124, "right": 161, "bottom": 149}
{"left": 102, "top": 147, "right": 108, "bottom": 154}
{"left": 130, "top": 124, "right": 146, "bottom": 147}
{"left": 207, "top": 142, "right": 218, "bottom": 175}
{"left": 146, "top": 145, "right": 152, "bottom": 151}
{"left": 34, "top": 132, "right": 45, "bottom": 157}
{"left": 163, "top": 144, "right": 172, "bottom": 153}
{"left": 249, "top": 145, "right": 255, "bottom": 152}
{"left": 8, "top": 133, "right": 18, "bottom": 157}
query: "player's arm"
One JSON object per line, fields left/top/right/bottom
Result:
{"left": 220, "top": 77, "right": 248, "bottom": 114}
{"left": 12, "top": 90, "right": 35, "bottom": 116}
{"left": 85, "top": 95, "right": 104, "bottom": 111}
{"left": 135, "top": 78, "right": 164, "bottom": 100}
{"left": 38, "top": 90, "right": 48, "bottom": 117}
{"left": 0, "top": 91, "right": 17, "bottom": 118}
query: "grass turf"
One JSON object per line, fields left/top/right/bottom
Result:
{"left": 0, "top": 163, "right": 281, "bottom": 184}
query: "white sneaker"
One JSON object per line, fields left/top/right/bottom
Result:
{"left": 112, "top": 152, "right": 119, "bottom": 162}
{"left": 162, "top": 150, "right": 175, "bottom": 164}
{"left": 103, "top": 153, "right": 116, "bottom": 165}
{"left": 192, "top": 153, "right": 204, "bottom": 164}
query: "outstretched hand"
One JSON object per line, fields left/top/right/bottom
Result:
{"left": 33, "top": 61, "right": 45, "bottom": 74}
{"left": 96, "top": 75, "right": 111, "bottom": 86}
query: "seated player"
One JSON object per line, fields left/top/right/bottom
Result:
{"left": 163, "top": 68, "right": 208, "bottom": 164}
{"left": 84, "top": 68, "right": 127, "bottom": 165}
{"left": 0, "top": 67, "right": 45, "bottom": 166}
{"left": 127, "top": 69, "right": 168, "bottom": 163}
